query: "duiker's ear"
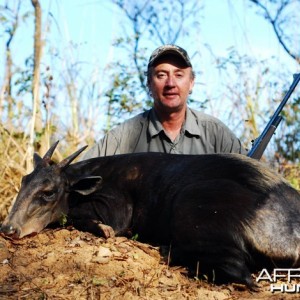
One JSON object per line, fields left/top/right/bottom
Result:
{"left": 70, "top": 176, "right": 103, "bottom": 195}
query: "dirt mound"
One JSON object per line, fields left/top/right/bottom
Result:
{"left": 0, "top": 228, "right": 298, "bottom": 300}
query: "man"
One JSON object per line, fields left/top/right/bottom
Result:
{"left": 83, "top": 44, "right": 246, "bottom": 158}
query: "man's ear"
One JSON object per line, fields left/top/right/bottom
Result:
{"left": 70, "top": 176, "right": 103, "bottom": 195}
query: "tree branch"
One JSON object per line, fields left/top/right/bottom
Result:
{"left": 249, "top": 0, "right": 300, "bottom": 63}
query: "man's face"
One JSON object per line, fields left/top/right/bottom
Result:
{"left": 148, "top": 55, "right": 195, "bottom": 114}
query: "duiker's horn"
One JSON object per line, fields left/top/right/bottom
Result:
{"left": 57, "top": 145, "right": 88, "bottom": 169}
{"left": 43, "top": 141, "right": 60, "bottom": 160}
{"left": 33, "top": 141, "right": 60, "bottom": 169}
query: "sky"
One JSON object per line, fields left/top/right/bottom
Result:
{"left": 2, "top": 0, "right": 298, "bottom": 88}
{"left": 46, "top": 1, "right": 299, "bottom": 91}
{"left": 46, "top": 0, "right": 296, "bottom": 69}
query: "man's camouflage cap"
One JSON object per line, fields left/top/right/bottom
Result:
{"left": 147, "top": 45, "right": 192, "bottom": 69}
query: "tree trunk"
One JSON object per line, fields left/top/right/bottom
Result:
{"left": 27, "top": 0, "right": 46, "bottom": 171}
{"left": 0, "top": 1, "right": 21, "bottom": 130}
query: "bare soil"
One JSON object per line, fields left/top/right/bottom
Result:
{"left": 0, "top": 228, "right": 299, "bottom": 300}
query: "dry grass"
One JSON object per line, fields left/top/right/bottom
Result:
{"left": 0, "top": 125, "right": 82, "bottom": 222}
{"left": 0, "top": 127, "right": 27, "bottom": 221}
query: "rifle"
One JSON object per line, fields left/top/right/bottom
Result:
{"left": 247, "top": 73, "right": 300, "bottom": 160}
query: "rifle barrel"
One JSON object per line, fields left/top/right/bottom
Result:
{"left": 247, "top": 73, "right": 300, "bottom": 159}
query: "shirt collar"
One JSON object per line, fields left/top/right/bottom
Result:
{"left": 183, "top": 107, "right": 201, "bottom": 137}
{"left": 148, "top": 109, "right": 164, "bottom": 137}
{"left": 148, "top": 107, "right": 201, "bottom": 138}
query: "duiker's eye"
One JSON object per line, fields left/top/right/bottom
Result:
{"left": 41, "top": 190, "right": 56, "bottom": 201}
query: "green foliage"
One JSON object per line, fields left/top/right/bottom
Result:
{"left": 275, "top": 96, "right": 300, "bottom": 162}
{"left": 131, "top": 233, "right": 139, "bottom": 241}
{"left": 14, "top": 56, "right": 34, "bottom": 95}
{"left": 104, "top": 59, "right": 147, "bottom": 130}
{"left": 59, "top": 213, "right": 68, "bottom": 227}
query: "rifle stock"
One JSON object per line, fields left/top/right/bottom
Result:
{"left": 247, "top": 73, "right": 300, "bottom": 160}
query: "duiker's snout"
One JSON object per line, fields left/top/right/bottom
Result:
{"left": 0, "top": 222, "right": 21, "bottom": 239}
{"left": 0, "top": 214, "right": 47, "bottom": 239}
